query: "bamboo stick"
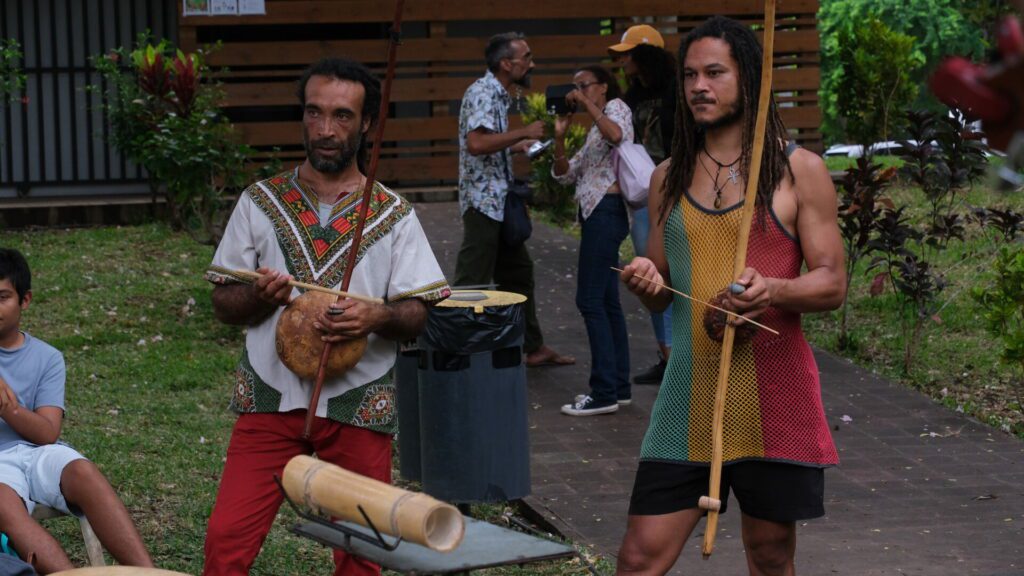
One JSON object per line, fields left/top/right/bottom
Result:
{"left": 305, "top": 0, "right": 407, "bottom": 440}
{"left": 207, "top": 265, "right": 384, "bottom": 305}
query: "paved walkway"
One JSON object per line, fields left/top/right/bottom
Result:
{"left": 415, "top": 201, "right": 1024, "bottom": 576}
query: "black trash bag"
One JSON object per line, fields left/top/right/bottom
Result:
{"left": 421, "top": 302, "right": 525, "bottom": 355}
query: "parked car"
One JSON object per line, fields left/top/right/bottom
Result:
{"left": 823, "top": 143, "right": 863, "bottom": 158}
{"left": 868, "top": 141, "right": 910, "bottom": 156}
{"left": 824, "top": 141, "right": 916, "bottom": 159}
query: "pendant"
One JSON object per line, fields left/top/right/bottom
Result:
{"left": 714, "top": 191, "right": 723, "bottom": 209}
{"left": 727, "top": 166, "right": 740, "bottom": 185}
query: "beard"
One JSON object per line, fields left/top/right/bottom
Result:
{"left": 512, "top": 70, "right": 532, "bottom": 89}
{"left": 694, "top": 98, "right": 744, "bottom": 131}
{"left": 304, "top": 129, "right": 362, "bottom": 174}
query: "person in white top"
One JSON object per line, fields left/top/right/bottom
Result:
{"left": 552, "top": 65, "right": 635, "bottom": 416}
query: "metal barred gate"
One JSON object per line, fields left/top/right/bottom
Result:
{"left": 0, "top": 0, "right": 176, "bottom": 208}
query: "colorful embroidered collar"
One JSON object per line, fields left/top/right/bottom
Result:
{"left": 248, "top": 170, "right": 409, "bottom": 288}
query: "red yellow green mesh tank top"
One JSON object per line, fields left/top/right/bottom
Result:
{"left": 640, "top": 191, "right": 838, "bottom": 467}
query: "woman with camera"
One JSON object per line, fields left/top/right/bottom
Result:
{"left": 552, "top": 65, "right": 634, "bottom": 416}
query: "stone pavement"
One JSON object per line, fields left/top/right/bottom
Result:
{"left": 413, "top": 201, "right": 1024, "bottom": 576}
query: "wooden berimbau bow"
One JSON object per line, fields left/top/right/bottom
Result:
{"left": 697, "top": 0, "right": 777, "bottom": 557}
{"left": 303, "top": 0, "right": 406, "bottom": 439}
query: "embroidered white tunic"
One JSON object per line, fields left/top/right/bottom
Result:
{"left": 206, "top": 170, "right": 450, "bottom": 433}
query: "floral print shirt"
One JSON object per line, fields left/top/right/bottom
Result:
{"left": 458, "top": 71, "right": 513, "bottom": 222}
{"left": 552, "top": 98, "right": 634, "bottom": 220}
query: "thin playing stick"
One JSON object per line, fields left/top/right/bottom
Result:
{"left": 305, "top": 0, "right": 406, "bottom": 439}
{"left": 207, "top": 265, "right": 384, "bottom": 305}
{"left": 611, "top": 267, "right": 779, "bottom": 336}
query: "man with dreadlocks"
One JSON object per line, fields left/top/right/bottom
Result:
{"left": 616, "top": 16, "right": 846, "bottom": 575}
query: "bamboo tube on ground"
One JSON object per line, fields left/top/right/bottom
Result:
{"left": 282, "top": 455, "right": 465, "bottom": 553}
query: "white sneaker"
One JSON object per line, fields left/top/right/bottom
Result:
{"left": 562, "top": 395, "right": 619, "bottom": 416}
{"left": 575, "top": 393, "right": 631, "bottom": 406}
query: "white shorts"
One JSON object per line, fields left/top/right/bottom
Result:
{"left": 0, "top": 443, "right": 87, "bottom": 518}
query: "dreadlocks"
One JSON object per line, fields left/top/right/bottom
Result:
{"left": 659, "top": 16, "right": 792, "bottom": 225}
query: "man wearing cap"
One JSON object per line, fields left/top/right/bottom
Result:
{"left": 454, "top": 32, "right": 575, "bottom": 368}
{"left": 609, "top": 25, "right": 678, "bottom": 386}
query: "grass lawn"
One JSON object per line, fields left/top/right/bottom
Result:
{"left": 803, "top": 176, "right": 1024, "bottom": 438}
{"left": 4, "top": 225, "right": 605, "bottom": 574}
{"left": 823, "top": 154, "right": 905, "bottom": 172}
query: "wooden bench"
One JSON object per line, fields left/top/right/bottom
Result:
{"left": 30, "top": 505, "right": 105, "bottom": 567}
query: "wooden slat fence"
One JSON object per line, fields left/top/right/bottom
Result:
{"left": 180, "top": 0, "right": 821, "bottom": 189}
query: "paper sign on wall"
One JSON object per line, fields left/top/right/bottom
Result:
{"left": 211, "top": 0, "right": 239, "bottom": 14}
{"left": 238, "top": 0, "right": 266, "bottom": 14}
{"left": 183, "top": 0, "right": 210, "bottom": 15}
{"left": 184, "top": 0, "right": 265, "bottom": 16}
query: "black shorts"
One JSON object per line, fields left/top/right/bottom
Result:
{"left": 628, "top": 460, "right": 826, "bottom": 523}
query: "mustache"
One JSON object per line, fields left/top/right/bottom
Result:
{"left": 690, "top": 96, "right": 716, "bottom": 105}
{"left": 311, "top": 138, "right": 341, "bottom": 149}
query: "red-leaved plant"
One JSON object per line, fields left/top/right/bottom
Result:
{"left": 91, "top": 35, "right": 275, "bottom": 245}
{"left": 169, "top": 51, "right": 199, "bottom": 116}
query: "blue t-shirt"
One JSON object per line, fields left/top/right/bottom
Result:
{"left": 0, "top": 333, "right": 65, "bottom": 450}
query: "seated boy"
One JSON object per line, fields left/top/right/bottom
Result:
{"left": 0, "top": 248, "right": 153, "bottom": 573}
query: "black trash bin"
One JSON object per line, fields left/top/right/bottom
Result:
{"left": 416, "top": 290, "right": 530, "bottom": 504}
{"left": 394, "top": 342, "right": 422, "bottom": 482}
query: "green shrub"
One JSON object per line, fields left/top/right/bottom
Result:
{"left": 973, "top": 245, "right": 1024, "bottom": 415}
{"left": 91, "top": 35, "right": 265, "bottom": 245}
{"left": 819, "top": 0, "right": 990, "bottom": 143}
{"left": 831, "top": 17, "right": 922, "bottom": 151}
{"left": 521, "top": 92, "right": 587, "bottom": 224}
{"left": 0, "top": 38, "right": 25, "bottom": 102}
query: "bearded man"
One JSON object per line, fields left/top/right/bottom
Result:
{"left": 202, "top": 58, "right": 450, "bottom": 576}
{"left": 454, "top": 32, "right": 575, "bottom": 368}
{"left": 617, "top": 16, "right": 846, "bottom": 575}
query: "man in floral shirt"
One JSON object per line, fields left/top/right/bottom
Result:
{"left": 455, "top": 32, "right": 575, "bottom": 367}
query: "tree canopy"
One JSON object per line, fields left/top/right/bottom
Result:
{"left": 819, "top": 0, "right": 1007, "bottom": 143}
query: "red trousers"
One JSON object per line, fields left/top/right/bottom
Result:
{"left": 203, "top": 411, "right": 392, "bottom": 576}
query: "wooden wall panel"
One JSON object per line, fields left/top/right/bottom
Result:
{"left": 182, "top": 0, "right": 819, "bottom": 26}
{"left": 205, "top": 30, "right": 820, "bottom": 68}
{"left": 222, "top": 68, "right": 820, "bottom": 108}
{"left": 180, "top": 0, "right": 822, "bottom": 188}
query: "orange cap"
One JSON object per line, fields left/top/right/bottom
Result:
{"left": 608, "top": 24, "right": 665, "bottom": 53}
